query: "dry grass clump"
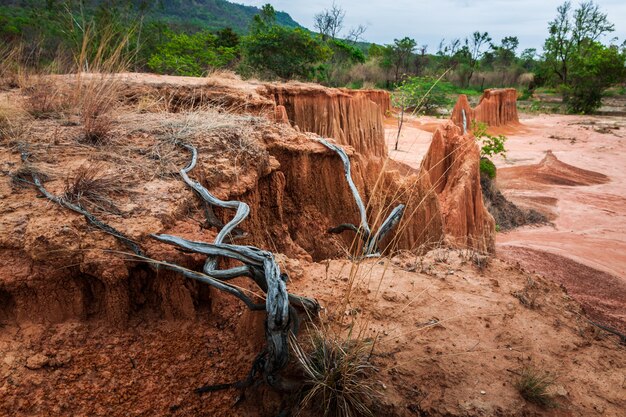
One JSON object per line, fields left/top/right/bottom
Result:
{"left": 63, "top": 163, "right": 125, "bottom": 214}
{"left": 514, "top": 366, "right": 557, "bottom": 408}
{"left": 0, "top": 44, "right": 25, "bottom": 89}
{"left": 141, "top": 110, "right": 270, "bottom": 184}
{"left": 0, "top": 105, "right": 30, "bottom": 144}
{"left": 23, "top": 78, "right": 72, "bottom": 119}
{"left": 292, "top": 328, "right": 380, "bottom": 417}
{"left": 75, "top": 73, "right": 122, "bottom": 144}
{"left": 512, "top": 277, "right": 539, "bottom": 309}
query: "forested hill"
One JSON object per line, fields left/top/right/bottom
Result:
{"left": 0, "top": 0, "right": 302, "bottom": 35}
{"left": 148, "top": 0, "right": 301, "bottom": 32}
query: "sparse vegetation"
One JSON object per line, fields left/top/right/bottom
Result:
{"left": 472, "top": 121, "right": 507, "bottom": 179}
{"left": 23, "top": 78, "right": 71, "bottom": 119}
{"left": 393, "top": 76, "right": 453, "bottom": 116}
{"left": 63, "top": 164, "right": 124, "bottom": 214}
{"left": 77, "top": 76, "right": 121, "bottom": 145}
{"left": 514, "top": 366, "right": 557, "bottom": 408}
{"left": 292, "top": 329, "right": 379, "bottom": 417}
{"left": 512, "top": 277, "right": 540, "bottom": 309}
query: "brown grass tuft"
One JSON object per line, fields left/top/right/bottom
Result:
{"left": 292, "top": 327, "right": 380, "bottom": 417}
{"left": 23, "top": 78, "right": 71, "bottom": 119}
{"left": 514, "top": 366, "right": 557, "bottom": 408}
{"left": 63, "top": 163, "right": 125, "bottom": 214}
{"left": 75, "top": 73, "right": 123, "bottom": 144}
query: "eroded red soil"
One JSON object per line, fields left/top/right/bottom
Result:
{"left": 386, "top": 111, "right": 626, "bottom": 334}
{"left": 1, "top": 76, "right": 624, "bottom": 417}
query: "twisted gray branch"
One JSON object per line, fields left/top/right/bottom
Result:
{"left": 315, "top": 138, "right": 405, "bottom": 256}
{"left": 16, "top": 141, "right": 319, "bottom": 393}
{"left": 160, "top": 142, "right": 320, "bottom": 391}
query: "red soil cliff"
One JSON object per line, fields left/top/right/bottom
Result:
{"left": 0, "top": 75, "right": 495, "bottom": 327}
{"left": 451, "top": 88, "right": 519, "bottom": 130}
{"left": 262, "top": 83, "right": 388, "bottom": 158}
{"left": 421, "top": 123, "right": 496, "bottom": 252}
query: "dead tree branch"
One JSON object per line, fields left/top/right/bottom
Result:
{"left": 14, "top": 141, "right": 319, "bottom": 394}
{"left": 316, "top": 138, "right": 405, "bottom": 256}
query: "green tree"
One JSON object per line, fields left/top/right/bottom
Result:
{"left": 462, "top": 31, "right": 492, "bottom": 87}
{"left": 543, "top": 1, "right": 614, "bottom": 84}
{"left": 563, "top": 41, "right": 626, "bottom": 113}
{"left": 147, "top": 30, "right": 237, "bottom": 76}
{"left": 491, "top": 36, "right": 519, "bottom": 68}
{"left": 382, "top": 37, "right": 417, "bottom": 83}
{"left": 215, "top": 27, "right": 240, "bottom": 48}
{"left": 243, "top": 4, "right": 331, "bottom": 79}
{"left": 392, "top": 74, "right": 452, "bottom": 149}
{"left": 520, "top": 48, "right": 538, "bottom": 71}
{"left": 542, "top": 1, "right": 624, "bottom": 112}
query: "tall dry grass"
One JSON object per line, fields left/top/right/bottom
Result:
{"left": 295, "top": 85, "right": 492, "bottom": 413}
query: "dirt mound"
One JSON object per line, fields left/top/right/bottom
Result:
{"left": 421, "top": 122, "right": 496, "bottom": 252}
{"left": 451, "top": 88, "right": 519, "bottom": 129}
{"left": 498, "top": 246, "right": 626, "bottom": 334}
{"left": 498, "top": 150, "right": 610, "bottom": 188}
{"left": 294, "top": 252, "right": 626, "bottom": 416}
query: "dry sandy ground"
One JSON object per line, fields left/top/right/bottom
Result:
{"left": 494, "top": 114, "right": 626, "bottom": 279}
{"left": 385, "top": 113, "right": 626, "bottom": 333}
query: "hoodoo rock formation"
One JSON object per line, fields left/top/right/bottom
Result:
{"left": 451, "top": 88, "right": 519, "bottom": 130}
{"left": 262, "top": 83, "right": 388, "bottom": 158}
{"left": 2, "top": 73, "right": 625, "bottom": 417}
{"left": 421, "top": 123, "right": 496, "bottom": 252}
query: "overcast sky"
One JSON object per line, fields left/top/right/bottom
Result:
{"left": 234, "top": 0, "right": 626, "bottom": 52}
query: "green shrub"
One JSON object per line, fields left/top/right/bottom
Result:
{"left": 518, "top": 88, "right": 532, "bottom": 101}
{"left": 472, "top": 121, "right": 507, "bottom": 158}
{"left": 242, "top": 5, "right": 331, "bottom": 80}
{"left": 147, "top": 30, "right": 238, "bottom": 76}
{"left": 563, "top": 42, "right": 626, "bottom": 113}
{"left": 480, "top": 157, "right": 496, "bottom": 179}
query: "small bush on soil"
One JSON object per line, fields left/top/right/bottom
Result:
{"left": 472, "top": 121, "right": 507, "bottom": 159}
{"left": 292, "top": 330, "right": 379, "bottom": 417}
{"left": 479, "top": 158, "right": 496, "bottom": 179}
{"left": 515, "top": 366, "right": 557, "bottom": 408}
{"left": 63, "top": 163, "right": 124, "bottom": 214}
{"left": 23, "top": 78, "right": 71, "bottom": 119}
{"left": 76, "top": 75, "right": 121, "bottom": 144}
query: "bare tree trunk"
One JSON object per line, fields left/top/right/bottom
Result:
{"left": 395, "top": 105, "right": 405, "bottom": 150}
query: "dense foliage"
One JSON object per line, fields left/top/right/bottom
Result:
{"left": 541, "top": 1, "right": 625, "bottom": 113}
{"left": 241, "top": 5, "right": 331, "bottom": 80}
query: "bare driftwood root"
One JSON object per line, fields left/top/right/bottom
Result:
{"left": 316, "top": 138, "right": 405, "bottom": 256}
{"left": 14, "top": 141, "right": 320, "bottom": 394}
